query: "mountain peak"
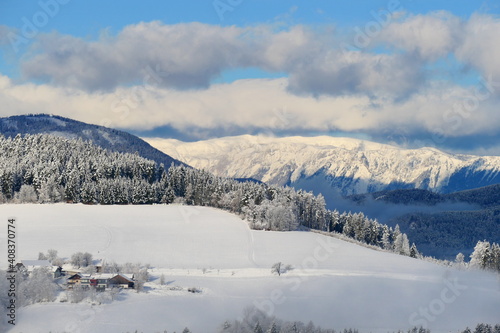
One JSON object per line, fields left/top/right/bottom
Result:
{"left": 0, "top": 114, "right": 187, "bottom": 168}
{"left": 145, "top": 134, "right": 500, "bottom": 198}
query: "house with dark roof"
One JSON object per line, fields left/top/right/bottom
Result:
{"left": 65, "top": 273, "right": 135, "bottom": 291}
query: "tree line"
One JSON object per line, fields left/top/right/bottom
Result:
{"left": 216, "top": 307, "right": 499, "bottom": 333}
{"left": 467, "top": 241, "right": 500, "bottom": 273}
{"left": 0, "top": 133, "right": 419, "bottom": 258}
{"left": 2, "top": 133, "right": 499, "bottom": 272}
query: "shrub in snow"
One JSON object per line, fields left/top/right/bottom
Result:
{"left": 68, "top": 284, "right": 88, "bottom": 303}
{"left": 187, "top": 287, "right": 201, "bottom": 293}
{"left": 18, "top": 267, "right": 57, "bottom": 306}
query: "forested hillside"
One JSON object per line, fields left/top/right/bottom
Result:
{"left": 0, "top": 114, "right": 186, "bottom": 168}
{"left": 345, "top": 186, "right": 500, "bottom": 259}
{"left": 390, "top": 209, "right": 500, "bottom": 259}
{"left": 348, "top": 185, "right": 500, "bottom": 208}
{"left": 0, "top": 133, "right": 416, "bottom": 258}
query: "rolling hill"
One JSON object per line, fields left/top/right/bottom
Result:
{"left": 0, "top": 204, "right": 499, "bottom": 333}
{"left": 0, "top": 114, "right": 186, "bottom": 168}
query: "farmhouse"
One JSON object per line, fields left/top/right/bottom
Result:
{"left": 66, "top": 273, "right": 83, "bottom": 287}
{"left": 61, "top": 264, "right": 81, "bottom": 276}
{"left": 109, "top": 274, "right": 135, "bottom": 289}
{"left": 66, "top": 273, "right": 135, "bottom": 291}
{"left": 16, "top": 260, "right": 63, "bottom": 278}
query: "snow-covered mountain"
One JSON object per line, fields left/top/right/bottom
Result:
{"left": 145, "top": 135, "right": 500, "bottom": 198}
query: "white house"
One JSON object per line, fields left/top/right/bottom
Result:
{"left": 16, "top": 260, "right": 63, "bottom": 278}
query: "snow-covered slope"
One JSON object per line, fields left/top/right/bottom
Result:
{"left": 144, "top": 135, "right": 500, "bottom": 197}
{"left": 1, "top": 204, "right": 499, "bottom": 333}
{"left": 0, "top": 114, "right": 187, "bottom": 168}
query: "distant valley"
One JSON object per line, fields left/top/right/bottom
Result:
{"left": 341, "top": 186, "right": 500, "bottom": 259}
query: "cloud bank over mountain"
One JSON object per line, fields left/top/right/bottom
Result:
{"left": 1, "top": 11, "right": 500, "bottom": 154}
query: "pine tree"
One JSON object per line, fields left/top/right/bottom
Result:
{"left": 474, "top": 323, "right": 493, "bottom": 333}
{"left": 470, "top": 241, "right": 492, "bottom": 270}
{"left": 381, "top": 225, "right": 392, "bottom": 250}
{"left": 401, "top": 234, "right": 411, "bottom": 256}
{"left": 462, "top": 327, "right": 472, "bottom": 333}
{"left": 455, "top": 253, "right": 465, "bottom": 269}
{"left": 267, "top": 322, "right": 278, "bottom": 333}
{"left": 254, "top": 322, "right": 264, "bottom": 333}
{"left": 491, "top": 243, "right": 500, "bottom": 273}
{"left": 409, "top": 243, "right": 419, "bottom": 258}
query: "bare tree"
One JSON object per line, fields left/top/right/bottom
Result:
{"left": 47, "top": 249, "right": 58, "bottom": 263}
{"left": 70, "top": 252, "right": 93, "bottom": 268}
{"left": 271, "top": 262, "right": 293, "bottom": 276}
{"left": 271, "top": 262, "right": 282, "bottom": 276}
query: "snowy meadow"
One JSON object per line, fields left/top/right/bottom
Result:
{"left": 0, "top": 204, "right": 498, "bottom": 333}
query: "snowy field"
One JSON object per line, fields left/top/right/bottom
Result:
{"left": 0, "top": 204, "right": 499, "bottom": 333}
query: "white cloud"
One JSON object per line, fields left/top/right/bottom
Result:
{"left": 17, "top": 20, "right": 433, "bottom": 97}
{"left": 287, "top": 50, "right": 424, "bottom": 97}
{"left": 2, "top": 12, "right": 500, "bottom": 154}
{"left": 1, "top": 75, "right": 499, "bottom": 146}
{"left": 378, "top": 11, "right": 462, "bottom": 61}
{"left": 377, "top": 12, "right": 500, "bottom": 87}
{"left": 22, "top": 22, "right": 253, "bottom": 91}
{"left": 20, "top": 23, "right": 327, "bottom": 92}
{"left": 456, "top": 14, "right": 500, "bottom": 86}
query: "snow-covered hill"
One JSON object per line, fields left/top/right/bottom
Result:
{"left": 1, "top": 204, "right": 499, "bottom": 333}
{"left": 144, "top": 135, "right": 500, "bottom": 198}
{"left": 0, "top": 114, "right": 187, "bottom": 168}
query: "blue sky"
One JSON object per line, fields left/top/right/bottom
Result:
{"left": 1, "top": 0, "right": 496, "bottom": 32}
{"left": 0, "top": 0, "right": 500, "bottom": 154}
{"left": 1, "top": 0, "right": 497, "bottom": 76}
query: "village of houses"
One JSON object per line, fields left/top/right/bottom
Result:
{"left": 15, "top": 259, "right": 136, "bottom": 292}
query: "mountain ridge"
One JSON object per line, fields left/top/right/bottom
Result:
{"left": 145, "top": 135, "right": 500, "bottom": 197}
{"left": 0, "top": 114, "right": 186, "bottom": 168}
